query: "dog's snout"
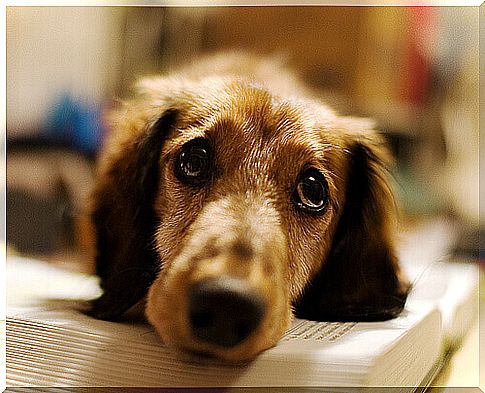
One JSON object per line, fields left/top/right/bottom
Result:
{"left": 188, "top": 277, "right": 266, "bottom": 348}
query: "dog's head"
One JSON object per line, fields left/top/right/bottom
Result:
{"left": 90, "top": 71, "right": 409, "bottom": 361}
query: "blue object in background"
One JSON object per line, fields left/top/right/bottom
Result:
{"left": 45, "top": 92, "right": 104, "bottom": 155}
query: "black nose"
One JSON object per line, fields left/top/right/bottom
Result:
{"left": 188, "top": 277, "right": 266, "bottom": 348}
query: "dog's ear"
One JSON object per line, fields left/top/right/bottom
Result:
{"left": 294, "top": 126, "right": 409, "bottom": 322}
{"left": 88, "top": 109, "right": 177, "bottom": 320}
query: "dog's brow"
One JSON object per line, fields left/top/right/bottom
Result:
{"left": 279, "top": 133, "right": 325, "bottom": 159}
{"left": 211, "top": 117, "right": 240, "bottom": 133}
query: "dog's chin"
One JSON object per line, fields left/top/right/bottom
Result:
{"left": 147, "top": 309, "right": 290, "bottom": 363}
{"left": 145, "top": 275, "right": 292, "bottom": 362}
{"left": 178, "top": 333, "right": 281, "bottom": 363}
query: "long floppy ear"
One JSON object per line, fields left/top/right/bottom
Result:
{"left": 88, "top": 109, "right": 177, "bottom": 320}
{"left": 294, "top": 129, "right": 410, "bottom": 322}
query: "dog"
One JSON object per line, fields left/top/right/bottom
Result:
{"left": 88, "top": 53, "right": 410, "bottom": 362}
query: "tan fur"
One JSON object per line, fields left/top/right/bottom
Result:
{"left": 90, "top": 52, "right": 409, "bottom": 362}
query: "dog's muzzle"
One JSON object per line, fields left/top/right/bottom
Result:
{"left": 188, "top": 276, "right": 266, "bottom": 348}
{"left": 147, "top": 192, "right": 292, "bottom": 360}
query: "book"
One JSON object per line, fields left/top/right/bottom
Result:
{"left": 4, "top": 246, "right": 478, "bottom": 390}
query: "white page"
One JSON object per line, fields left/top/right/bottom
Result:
{"left": 6, "top": 255, "right": 442, "bottom": 388}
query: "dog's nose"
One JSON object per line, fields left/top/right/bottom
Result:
{"left": 188, "top": 277, "right": 265, "bottom": 348}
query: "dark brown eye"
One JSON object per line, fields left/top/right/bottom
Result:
{"left": 175, "top": 138, "right": 212, "bottom": 185}
{"left": 292, "top": 168, "right": 328, "bottom": 214}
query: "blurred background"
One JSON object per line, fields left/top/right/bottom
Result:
{"left": 5, "top": 6, "right": 481, "bottom": 271}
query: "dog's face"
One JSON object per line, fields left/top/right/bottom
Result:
{"left": 90, "top": 74, "right": 409, "bottom": 362}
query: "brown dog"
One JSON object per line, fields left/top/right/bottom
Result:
{"left": 89, "top": 53, "right": 409, "bottom": 362}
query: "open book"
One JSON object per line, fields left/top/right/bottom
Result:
{"left": 4, "top": 231, "right": 478, "bottom": 390}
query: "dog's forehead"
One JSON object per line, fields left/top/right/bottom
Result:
{"left": 175, "top": 81, "right": 345, "bottom": 158}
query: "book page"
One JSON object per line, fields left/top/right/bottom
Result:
{"left": 6, "top": 255, "right": 428, "bottom": 358}
{"left": 6, "top": 255, "right": 442, "bottom": 388}
{"left": 282, "top": 319, "right": 357, "bottom": 342}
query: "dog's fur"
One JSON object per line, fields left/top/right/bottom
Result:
{"left": 89, "top": 53, "right": 409, "bottom": 361}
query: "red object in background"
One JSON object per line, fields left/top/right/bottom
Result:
{"left": 400, "top": 7, "right": 438, "bottom": 107}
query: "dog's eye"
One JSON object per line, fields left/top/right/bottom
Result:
{"left": 175, "top": 138, "right": 212, "bottom": 185}
{"left": 292, "top": 169, "right": 328, "bottom": 214}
